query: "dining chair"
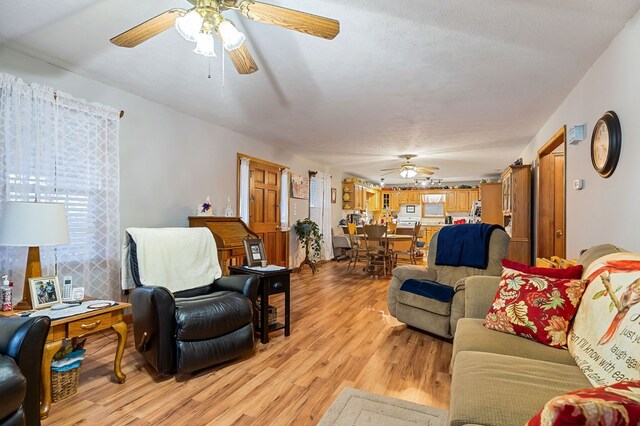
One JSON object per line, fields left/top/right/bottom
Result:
{"left": 393, "top": 223, "right": 422, "bottom": 266}
{"left": 346, "top": 223, "right": 367, "bottom": 271}
{"left": 363, "top": 224, "right": 392, "bottom": 276}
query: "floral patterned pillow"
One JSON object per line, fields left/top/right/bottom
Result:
{"left": 526, "top": 380, "right": 640, "bottom": 425}
{"left": 484, "top": 267, "right": 586, "bottom": 348}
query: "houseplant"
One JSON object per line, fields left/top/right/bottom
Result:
{"left": 293, "top": 218, "right": 323, "bottom": 274}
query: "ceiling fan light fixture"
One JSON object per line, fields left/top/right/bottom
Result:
{"left": 175, "top": 10, "right": 204, "bottom": 42}
{"left": 193, "top": 31, "right": 217, "bottom": 57}
{"left": 218, "top": 19, "right": 246, "bottom": 51}
{"left": 400, "top": 168, "right": 417, "bottom": 179}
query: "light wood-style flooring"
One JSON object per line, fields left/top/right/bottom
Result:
{"left": 42, "top": 260, "right": 452, "bottom": 425}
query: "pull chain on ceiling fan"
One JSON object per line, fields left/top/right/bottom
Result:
{"left": 110, "top": 0, "right": 340, "bottom": 75}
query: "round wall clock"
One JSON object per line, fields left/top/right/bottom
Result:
{"left": 590, "top": 111, "right": 621, "bottom": 178}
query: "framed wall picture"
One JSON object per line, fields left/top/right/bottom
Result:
{"left": 243, "top": 237, "right": 267, "bottom": 266}
{"left": 331, "top": 188, "right": 337, "bottom": 204}
{"left": 406, "top": 205, "right": 416, "bottom": 214}
{"left": 29, "top": 276, "right": 62, "bottom": 309}
{"left": 290, "top": 173, "right": 309, "bottom": 199}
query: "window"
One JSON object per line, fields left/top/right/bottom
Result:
{"left": 0, "top": 73, "right": 120, "bottom": 301}
{"left": 309, "top": 174, "right": 322, "bottom": 226}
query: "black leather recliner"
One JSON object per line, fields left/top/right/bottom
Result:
{"left": 129, "top": 237, "right": 259, "bottom": 375}
{"left": 0, "top": 316, "right": 51, "bottom": 426}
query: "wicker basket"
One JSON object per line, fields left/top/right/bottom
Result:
{"left": 51, "top": 367, "right": 80, "bottom": 402}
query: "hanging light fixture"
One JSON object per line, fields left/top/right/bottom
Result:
{"left": 400, "top": 167, "right": 417, "bottom": 179}
{"left": 175, "top": 10, "right": 204, "bottom": 42}
{"left": 380, "top": 178, "right": 385, "bottom": 187}
{"left": 193, "top": 31, "right": 217, "bottom": 57}
{"left": 216, "top": 19, "right": 246, "bottom": 51}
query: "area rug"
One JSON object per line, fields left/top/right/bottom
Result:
{"left": 318, "top": 387, "right": 448, "bottom": 425}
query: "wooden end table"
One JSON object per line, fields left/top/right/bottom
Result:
{"left": 228, "top": 266, "right": 291, "bottom": 344}
{"left": 1, "top": 301, "right": 130, "bottom": 418}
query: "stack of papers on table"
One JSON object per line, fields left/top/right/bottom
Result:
{"left": 246, "top": 265, "right": 286, "bottom": 272}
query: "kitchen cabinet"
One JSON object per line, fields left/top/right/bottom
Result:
{"left": 501, "top": 165, "right": 532, "bottom": 265}
{"left": 367, "top": 190, "right": 381, "bottom": 211}
{"left": 424, "top": 225, "right": 444, "bottom": 247}
{"left": 390, "top": 192, "right": 400, "bottom": 211}
{"left": 468, "top": 189, "right": 479, "bottom": 209}
{"left": 479, "top": 183, "right": 502, "bottom": 225}
{"left": 444, "top": 189, "right": 479, "bottom": 212}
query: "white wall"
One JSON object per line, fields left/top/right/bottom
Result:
{"left": 519, "top": 10, "right": 640, "bottom": 258}
{"left": 0, "top": 46, "right": 342, "bottom": 267}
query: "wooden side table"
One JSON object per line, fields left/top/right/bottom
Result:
{"left": 228, "top": 266, "right": 291, "bottom": 344}
{"left": 2, "top": 302, "right": 130, "bottom": 418}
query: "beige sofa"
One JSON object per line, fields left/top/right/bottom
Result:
{"left": 448, "top": 243, "right": 626, "bottom": 426}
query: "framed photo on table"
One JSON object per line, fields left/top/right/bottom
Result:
{"left": 29, "top": 276, "right": 62, "bottom": 309}
{"left": 243, "top": 237, "right": 266, "bottom": 266}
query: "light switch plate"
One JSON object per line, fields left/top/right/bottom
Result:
{"left": 573, "top": 179, "right": 584, "bottom": 190}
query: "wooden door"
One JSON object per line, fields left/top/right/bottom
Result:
{"left": 248, "top": 160, "right": 288, "bottom": 267}
{"left": 537, "top": 127, "right": 566, "bottom": 259}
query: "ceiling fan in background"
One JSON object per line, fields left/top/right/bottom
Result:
{"left": 110, "top": 0, "right": 340, "bottom": 75}
{"left": 380, "top": 155, "right": 440, "bottom": 179}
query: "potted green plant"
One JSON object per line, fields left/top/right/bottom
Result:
{"left": 293, "top": 218, "right": 323, "bottom": 274}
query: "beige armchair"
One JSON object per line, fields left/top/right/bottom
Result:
{"left": 387, "top": 227, "right": 510, "bottom": 338}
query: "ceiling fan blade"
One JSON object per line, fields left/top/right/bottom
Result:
{"left": 417, "top": 170, "right": 435, "bottom": 176}
{"left": 416, "top": 167, "right": 440, "bottom": 172}
{"left": 380, "top": 168, "right": 400, "bottom": 172}
{"left": 111, "top": 9, "right": 185, "bottom": 47}
{"left": 217, "top": 34, "right": 259, "bottom": 74}
{"left": 238, "top": 1, "right": 340, "bottom": 40}
{"left": 227, "top": 43, "right": 259, "bottom": 74}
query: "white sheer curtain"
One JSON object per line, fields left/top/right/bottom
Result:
{"left": 310, "top": 171, "right": 333, "bottom": 261}
{"left": 321, "top": 173, "right": 333, "bottom": 260}
{"left": 280, "top": 168, "right": 289, "bottom": 230}
{"left": 0, "top": 72, "right": 120, "bottom": 301}
{"left": 239, "top": 157, "right": 250, "bottom": 225}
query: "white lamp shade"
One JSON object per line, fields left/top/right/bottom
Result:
{"left": 0, "top": 202, "right": 70, "bottom": 246}
{"left": 175, "top": 10, "right": 204, "bottom": 42}
{"left": 193, "top": 32, "right": 217, "bottom": 57}
{"left": 400, "top": 168, "right": 417, "bottom": 179}
{"left": 218, "top": 20, "right": 246, "bottom": 51}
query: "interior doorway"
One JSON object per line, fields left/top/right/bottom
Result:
{"left": 537, "top": 127, "right": 566, "bottom": 260}
{"left": 238, "top": 154, "right": 289, "bottom": 267}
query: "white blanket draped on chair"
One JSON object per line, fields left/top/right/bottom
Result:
{"left": 121, "top": 227, "right": 222, "bottom": 293}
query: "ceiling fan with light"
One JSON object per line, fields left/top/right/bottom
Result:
{"left": 380, "top": 155, "right": 440, "bottom": 179}
{"left": 110, "top": 0, "right": 340, "bottom": 75}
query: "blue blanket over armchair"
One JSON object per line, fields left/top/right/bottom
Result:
{"left": 435, "top": 223, "right": 503, "bottom": 269}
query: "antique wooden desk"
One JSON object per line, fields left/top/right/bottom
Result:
{"left": 228, "top": 265, "right": 291, "bottom": 344}
{"left": 188, "top": 216, "right": 258, "bottom": 275}
{"left": 1, "top": 302, "right": 130, "bottom": 418}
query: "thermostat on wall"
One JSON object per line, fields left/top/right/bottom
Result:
{"left": 568, "top": 124, "right": 586, "bottom": 145}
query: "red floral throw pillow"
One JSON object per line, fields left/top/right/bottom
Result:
{"left": 484, "top": 267, "right": 586, "bottom": 348}
{"left": 526, "top": 380, "right": 640, "bottom": 425}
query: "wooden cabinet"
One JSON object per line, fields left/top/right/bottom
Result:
{"left": 424, "top": 225, "right": 444, "bottom": 246}
{"left": 367, "top": 189, "right": 380, "bottom": 211}
{"left": 501, "top": 165, "right": 532, "bottom": 265}
{"left": 479, "top": 183, "right": 502, "bottom": 225}
{"left": 443, "top": 189, "right": 478, "bottom": 212}
{"left": 342, "top": 183, "right": 354, "bottom": 210}
{"left": 390, "top": 192, "right": 400, "bottom": 211}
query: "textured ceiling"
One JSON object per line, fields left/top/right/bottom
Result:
{"left": 1, "top": 0, "right": 639, "bottom": 184}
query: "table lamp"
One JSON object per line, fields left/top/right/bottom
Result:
{"left": 0, "top": 201, "right": 70, "bottom": 310}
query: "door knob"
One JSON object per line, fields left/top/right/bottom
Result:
{"left": 556, "top": 229, "right": 564, "bottom": 237}
{"left": 276, "top": 225, "right": 281, "bottom": 230}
